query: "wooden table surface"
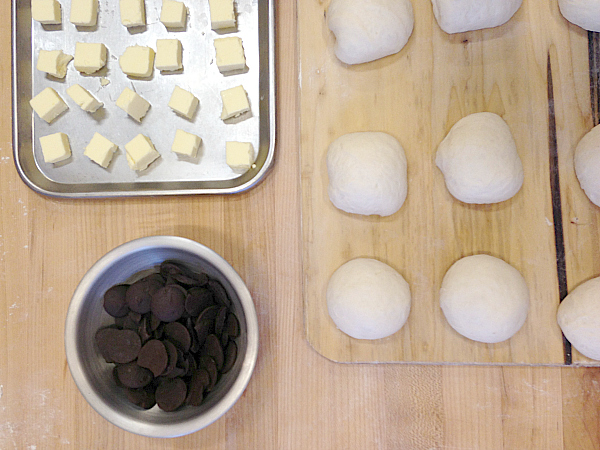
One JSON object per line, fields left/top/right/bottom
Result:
{"left": 1, "top": 1, "right": 599, "bottom": 448}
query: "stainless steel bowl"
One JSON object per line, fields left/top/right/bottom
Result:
{"left": 65, "top": 236, "right": 259, "bottom": 438}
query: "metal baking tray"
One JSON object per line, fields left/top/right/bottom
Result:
{"left": 12, "top": 0, "right": 275, "bottom": 197}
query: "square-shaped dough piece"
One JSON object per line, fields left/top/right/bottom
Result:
{"left": 168, "top": 86, "right": 199, "bottom": 119}
{"left": 220, "top": 85, "right": 250, "bottom": 120}
{"left": 120, "top": 45, "right": 155, "bottom": 78}
{"left": 36, "top": 50, "right": 73, "bottom": 78}
{"left": 125, "top": 134, "right": 160, "bottom": 171}
{"left": 74, "top": 42, "right": 107, "bottom": 74}
{"left": 30, "top": 87, "right": 69, "bottom": 123}
{"left": 116, "top": 88, "right": 151, "bottom": 122}
{"left": 39, "top": 132, "right": 71, "bottom": 163}
{"left": 84, "top": 132, "right": 118, "bottom": 168}
{"left": 120, "top": 0, "right": 146, "bottom": 27}
{"left": 155, "top": 39, "right": 183, "bottom": 72}
{"left": 171, "top": 129, "right": 202, "bottom": 158}
{"left": 70, "top": 0, "right": 98, "bottom": 26}
{"left": 214, "top": 37, "right": 246, "bottom": 73}
{"left": 226, "top": 141, "right": 255, "bottom": 172}
{"left": 32, "top": 0, "right": 62, "bottom": 24}
{"left": 208, "top": 0, "right": 235, "bottom": 30}
{"left": 160, "top": 0, "right": 187, "bottom": 28}
{"left": 66, "top": 84, "right": 103, "bottom": 112}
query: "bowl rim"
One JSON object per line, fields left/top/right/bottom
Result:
{"left": 64, "top": 235, "right": 259, "bottom": 438}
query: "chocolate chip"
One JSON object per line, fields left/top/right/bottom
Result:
{"left": 197, "top": 356, "right": 218, "bottom": 391}
{"left": 103, "top": 284, "right": 130, "bottom": 317}
{"left": 121, "top": 315, "right": 139, "bottom": 331}
{"left": 164, "top": 322, "right": 191, "bottom": 353}
{"left": 115, "top": 362, "right": 153, "bottom": 388}
{"left": 151, "top": 285, "right": 186, "bottom": 322}
{"left": 137, "top": 339, "right": 168, "bottom": 377}
{"left": 161, "top": 339, "right": 178, "bottom": 377}
{"left": 126, "top": 386, "right": 156, "bottom": 409}
{"left": 222, "top": 341, "right": 238, "bottom": 374}
{"left": 126, "top": 274, "right": 164, "bottom": 314}
{"left": 96, "top": 328, "right": 141, "bottom": 364}
{"left": 155, "top": 378, "right": 187, "bottom": 412}
{"left": 208, "top": 279, "right": 232, "bottom": 308}
{"left": 186, "top": 369, "right": 210, "bottom": 406}
{"left": 137, "top": 316, "right": 152, "bottom": 344}
{"left": 202, "top": 334, "right": 224, "bottom": 371}
{"left": 194, "top": 305, "right": 219, "bottom": 347}
{"left": 225, "top": 312, "right": 240, "bottom": 338}
{"left": 215, "top": 306, "right": 228, "bottom": 336}
{"left": 128, "top": 311, "right": 142, "bottom": 323}
{"left": 185, "top": 287, "right": 214, "bottom": 317}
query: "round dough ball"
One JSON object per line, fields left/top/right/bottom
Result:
{"left": 327, "top": 132, "right": 408, "bottom": 216}
{"left": 557, "top": 277, "right": 600, "bottom": 361}
{"left": 574, "top": 124, "right": 600, "bottom": 207}
{"left": 431, "top": 0, "right": 522, "bottom": 34}
{"left": 440, "top": 254, "right": 529, "bottom": 344}
{"left": 327, "top": 258, "right": 411, "bottom": 340}
{"left": 436, "top": 112, "right": 524, "bottom": 204}
{"left": 558, "top": 0, "right": 600, "bottom": 32}
{"left": 327, "top": 0, "right": 414, "bottom": 65}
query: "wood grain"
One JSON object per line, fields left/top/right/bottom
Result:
{"left": 0, "top": 0, "right": 599, "bottom": 448}
{"left": 300, "top": 0, "right": 597, "bottom": 365}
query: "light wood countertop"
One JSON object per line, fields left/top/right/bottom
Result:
{"left": 1, "top": 1, "right": 599, "bottom": 448}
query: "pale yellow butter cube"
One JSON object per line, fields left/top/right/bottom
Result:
{"left": 84, "top": 132, "right": 118, "bottom": 168}
{"left": 160, "top": 0, "right": 187, "bottom": 28}
{"left": 220, "top": 85, "right": 249, "bottom": 120}
{"left": 208, "top": 0, "right": 235, "bottom": 30}
{"left": 171, "top": 129, "right": 201, "bottom": 158}
{"left": 120, "top": 0, "right": 146, "bottom": 27}
{"left": 214, "top": 37, "right": 246, "bottom": 73}
{"left": 66, "top": 84, "right": 103, "bottom": 112}
{"left": 39, "top": 132, "right": 71, "bottom": 163}
{"left": 116, "top": 88, "right": 151, "bottom": 122}
{"left": 168, "top": 86, "right": 198, "bottom": 120}
{"left": 36, "top": 49, "right": 73, "bottom": 78}
{"left": 70, "top": 0, "right": 98, "bottom": 26}
{"left": 125, "top": 134, "right": 160, "bottom": 171}
{"left": 31, "top": 0, "right": 62, "bottom": 24}
{"left": 29, "top": 87, "right": 68, "bottom": 123}
{"left": 155, "top": 39, "right": 182, "bottom": 72}
{"left": 226, "top": 141, "right": 254, "bottom": 172}
{"left": 120, "top": 45, "right": 155, "bottom": 78}
{"left": 74, "top": 42, "right": 107, "bottom": 74}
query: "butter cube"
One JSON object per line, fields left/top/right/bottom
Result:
{"left": 155, "top": 39, "right": 183, "bottom": 72}
{"left": 31, "top": 0, "right": 62, "bottom": 24}
{"left": 84, "top": 132, "right": 118, "bottom": 168}
{"left": 171, "top": 129, "right": 201, "bottom": 158}
{"left": 160, "top": 0, "right": 187, "bottom": 29}
{"left": 74, "top": 42, "right": 107, "bottom": 74}
{"left": 120, "top": 0, "right": 146, "bottom": 27}
{"left": 39, "top": 132, "right": 71, "bottom": 163}
{"left": 208, "top": 0, "right": 235, "bottom": 30}
{"left": 70, "top": 0, "right": 98, "bottom": 26}
{"left": 226, "top": 141, "right": 254, "bottom": 172}
{"left": 116, "top": 88, "right": 150, "bottom": 122}
{"left": 214, "top": 37, "right": 246, "bottom": 73}
{"left": 125, "top": 134, "right": 160, "bottom": 171}
{"left": 66, "top": 84, "right": 103, "bottom": 112}
{"left": 29, "top": 87, "right": 68, "bottom": 123}
{"left": 168, "top": 86, "right": 198, "bottom": 120}
{"left": 220, "top": 85, "right": 249, "bottom": 120}
{"left": 120, "top": 45, "right": 155, "bottom": 78}
{"left": 36, "top": 50, "right": 73, "bottom": 78}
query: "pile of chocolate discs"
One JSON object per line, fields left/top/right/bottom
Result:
{"left": 95, "top": 260, "right": 240, "bottom": 412}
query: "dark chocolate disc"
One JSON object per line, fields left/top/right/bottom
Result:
{"left": 161, "top": 339, "right": 179, "bottom": 377}
{"left": 95, "top": 328, "right": 141, "bottom": 364}
{"left": 185, "top": 287, "right": 214, "bottom": 317}
{"left": 115, "top": 362, "right": 154, "bottom": 388}
{"left": 125, "top": 274, "right": 165, "bottom": 314}
{"left": 214, "top": 306, "right": 228, "bottom": 336}
{"left": 225, "top": 312, "right": 240, "bottom": 338}
{"left": 137, "top": 339, "right": 168, "bottom": 377}
{"left": 186, "top": 369, "right": 210, "bottom": 406}
{"left": 160, "top": 261, "right": 209, "bottom": 287}
{"left": 164, "top": 322, "right": 191, "bottom": 353}
{"left": 126, "top": 386, "right": 156, "bottom": 409}
{"left": 128, "top": 311, "right": 142, "bottom": 323}
{"left": 151, "top": 285, "right": 187, "bottom": 322}
{"left": 207, "top": 279, "right": 232, "bottom": 308}
{"left": 137, "top": 316, "right": 152, "bottom": 344}
{"left": 222, "top": 341, "right": 238, "bottom": 374}
{"left": 103, "top": 284, "right": 130, "bottom": 317}
{"left": 155, "top": 378, "right": 187, "bottom": 412}
{"left": 197, "top": 356, "right": 218, "bottom": 391}
{"left": 201, "top": 334, "right": 224, "bottom": 371}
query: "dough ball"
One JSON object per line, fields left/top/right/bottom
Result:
{"left": 327, "top": 132, "right": 408, "bottom": 216}
{"left": 436, "top": 112, "right": 524, "bottom": 204}
{"left": 440, "top": 254, "right": 529, "bottom": 344}
{"left": 431, "top": 0, "right": 522, "bottom": 34}
{"left": 574, "top": 124, "right": 600, "bottom": 207}
{"left": 557, "top": 277, "right": 600, "bottom": 361}
{"left": 558, "top": 0, "right": 600, "bottom": 32}
{"left": 327, "top": 258, "right": 411, "bottom": 340}
{"left": 327, "top": 0, "right": 414, "bottom": 65}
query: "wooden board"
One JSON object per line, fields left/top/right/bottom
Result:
{"left": 299, "top": 0, "right": 600, "bottom": 365}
